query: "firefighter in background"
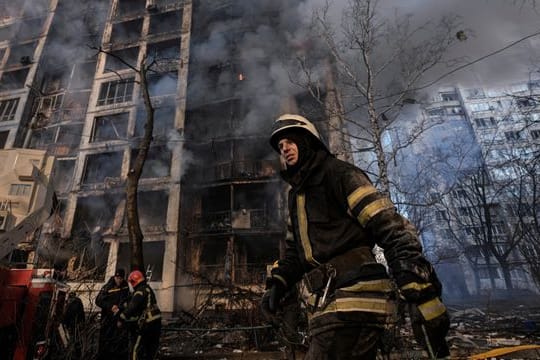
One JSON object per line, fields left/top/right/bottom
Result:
{"left": 62, "top": 292, "right": 85, "bottom": 357}
{"left": 117, "top": 270, "right": 162, "bottom": 360}
{"left": 96, "top": 268, "right": 130, "bottom": 360}
{"left": 261, "top": 114, "right": 450, "bottom": 359}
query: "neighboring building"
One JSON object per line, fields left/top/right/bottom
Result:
{"left": 0, "top": 0, "right": 350, "bottom": 314}
{"left": 0, "top": 148, "right": 54, "bottom": 263}
{"left": 399, "top": 84, "right": 540, "bottom": 298}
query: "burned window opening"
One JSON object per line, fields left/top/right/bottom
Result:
{"left": 56, "top": 123, "right": 83, "bottom": 145}
{"left": 22, "top": 0, "right": 49, "bottom": 17}
{"left": 135, "top": 105, "right": 175, "bottom": 139}
{"left": 4, "top": 42, "right": 37, "bottom": 68}
{"left": 0, "top": 68, "right": 29, "bottom": 91}
{"left": 117, "top": 241, "right": 164, "bottom": 281}
{"left": 0, "top": 98, "right": 19, "bottom": 122}
{"left": 0, "top": 130, "right": 8, "bottom": 148}
{"left": 185, "top": 99, "right": 246, "bottom": 139}
{"left": 91, "top": 112, "right": 129, "bottom": 142}
{"left": 0, "top": 2, "right": 24, "bottom": 19}
{"left": 146, "top": 38, "right": 180, "bottom": 65}
{"left": 62, "top": 92, "right": 90, "bottom": 120}
{"left": 82, "top": 151, "right": 123, "bottom": 185}
{"left": 52, "top": 159, "right": 76, "bottom": 195}
{"left": 147, "top": 71, "right": 177, "bottom": 97}
{"left": 29, "top": 127, "right": 55, "bottom": 149}
{"left": 137, "top": 190, "right": 169, "bottom": 230}
{"left": 105, "top": 46, "right": 139, "bottom": 73}
{"left": 0, "top": 24, "right": 15, "bottom": 42}
{"left": 70, "top": 62, "right": 97, "bottom": 90}
{"left": 34, "top": 93, "right": 64, "bottom": 125}
{"left": 110, "top": 18, "right": 143, "bottom": 45}
{"left": 73, "top": 193, "right": 124, "bottom": 233}
{"left": 15, "top": 17, "right": 46, "bottom": 41}
{"left": 148, "top": 10, "right": 183, "bottom": 36}
{"left": 97, "top": 78, "right": 134, "bottom": 106}
{"left": 115, "top": 0, "right": 146, "bottom": 19}
{"left": 130, "top": 145, "right": 171, "bottom": 179}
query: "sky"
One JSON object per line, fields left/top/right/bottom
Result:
{"left": 303, "top": 0, "right": 540, "bottom": 89}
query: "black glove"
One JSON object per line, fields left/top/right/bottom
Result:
{"left": 409, "top": 298, "right": 450, "bottom": 359}
{"left": 261, "top": 280, "right": 286, "bottom": 315}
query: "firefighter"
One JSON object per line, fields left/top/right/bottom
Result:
{"left": 96, "top": 268, "right": 130, "bottom": 360}
{"left": 117, "top": 270, "right": 162, "bottom": 360}
{"left": 261, "top": 114, "right": 450, "bottom": 359}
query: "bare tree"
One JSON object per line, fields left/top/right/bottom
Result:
{"left": 294, "top": 0, "right": 464, "bottom": 194}
{"left": 94, "top": 48, "right": 157, "bottom": 271}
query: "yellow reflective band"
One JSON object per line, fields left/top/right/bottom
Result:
{"left": 340, "top": 279, "right": 394, "bottom": 293}
{"left": 132, "top": 335, "right": 142, "bottom": 360}
{"left": 358, "top": 198, "right": 394, "bottom": 227}
{"left": 347, "top": 185, "right": 378, "bottom": 210}
{"left": 401, "top": 282, "right": 432, "bottom": 292}
{"left": 272, "top": 274, "right": 288, "bottom": 287}
{"left": 311, "top": 297, "right": 394, "bottom": 319}
{"left": 108, "top": 288, "right": 124, "bottom": 293}
{"left": 418, "top": 298, "right": 446, "bottom": 321}
{"left": 134, "top": 291, "right": 144, "bottom": 296}
{"left": 146, "top": 313, "right": 161, "bottom": 322}
{"left": 297, "top": 194, "right": 321, "bottom": 266}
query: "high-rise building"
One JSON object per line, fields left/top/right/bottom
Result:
{"left": 400, "top": 84, "right": 540, "bottom": 297}
{"left": 0, "top": 0, "right": 350, "bottom": 313}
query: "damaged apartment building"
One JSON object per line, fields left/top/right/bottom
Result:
{"left": 0, "top": 0, "right": 350, "bottom": 314}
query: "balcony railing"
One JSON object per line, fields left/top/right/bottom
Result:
{"left": 195, "top": 160, "right": 278, "bottom": 182}
{"left": 193, "top": 208, "right": 276, "bottom": 233}
{"left": 198, "top": 263, "right": 269, "bottom": 285}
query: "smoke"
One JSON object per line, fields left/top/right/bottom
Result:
{"left": 303, "top": 0, "right": 540, "bottom": 88}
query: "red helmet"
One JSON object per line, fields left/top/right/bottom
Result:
{"left": 128, "top": 270, "right": 145, "bottom": 287}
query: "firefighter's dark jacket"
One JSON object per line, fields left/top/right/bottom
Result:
{"left": 96, "top": 277, "right": 129, "bottom": 318}
{"left": 119, "top": 282, "right": 161, "bottom": 326}
{"left": 271, "top": 150, "right": 437, "bottom": 305}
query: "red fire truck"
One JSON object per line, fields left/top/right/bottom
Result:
{"left": 0, "top": 149, "right": 68, "bottom": 360}
{"left": 0, "top": 268, "right": 69, "bottom": 360}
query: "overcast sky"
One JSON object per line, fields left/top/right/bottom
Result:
{"left": 303, "top": 0, "right": 540, "bottom": 89}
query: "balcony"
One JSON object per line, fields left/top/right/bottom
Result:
{"left": 193, "top": 208, "right": 276, "bottom": 234}
{"left": 194, "top": 160, "right": 278, "bottom": 183}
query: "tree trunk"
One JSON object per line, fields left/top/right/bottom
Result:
{"left": 126, "top": 64, "right": 154, "bottom": 272}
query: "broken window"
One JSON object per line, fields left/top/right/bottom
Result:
{"left": 135, "top": 105, "right": 175, "bottom": 138}
{"left": 0, "top": 24, "right": 14, "bottom": 42}
{"left": 73, "top": 193, "right": 124, "bottom": 233}
{"left": 236, "top": 236, "right": 280, "bottom": 284}
{"left": 146, "top": 39, "right": 180, "bottom": 63}
{"left": 35, "top": 93, "right": 64, "bottom": 124}
{"left": 0, "top": 2, "right": 24, "bottom": 19}
{"left": 91, "top": 112, "right": 129, "bottom": 142}
{"left": 110, "top": 18, "right": 143, "bottom": 45}
{"left": 22, "top": 0, "right": 49, "bottom": 17}
{"left": 0, "top": 98, "right": 19, "bottom": 122}
{"left": 185, "top": 99, "right": 244, "bottom": 139}
{"left": 15, "top": 17, "right": 46, "bottom": 41}
{"left": 29, "top": 127, "right": 56, "bottom": 149}
{"left": 0, "top": 68, "right": 29, "bottom": 91}
{"left": 104, "top": 46, "right": 139, "bottom": 73}
{"left": 117, "top": 241, "right": 164, "bottom": 281}
{"left": 56, "top": 124, "right": 83, "bottom": 146}
{"left": 70, "top": 61, "right": 96, "bottom": 90}
{"left": 197, "top": 186, "right": 231, "bottom": 232}
{"left": 232, "top": 184, "right": 278, "bottom": 229}
{"left": 115, "top": 0, "right": 146, "bottom": 18}
{"left": 52, "top": 159, "right": 75, "bottom": 194}
{"left": 0, "top": 130, "right": 8, "bottom": 148}
{"left": 137, "top": 190, "right": 168, "bottom": 229}
{"left": 147, "top": 71, "right": 177, "bottom": 97}
{"left": 82, "top": 151, "right": 123, "bottom": 184}
{"left": 130, "top": 145, "right": 171, "bottom": 178}
{"left": 62, "top": 91, "right": 90, "bottom": 119}
{"left": 148, "top": 10, "right": 183, "bottom": 35}
{"left": 97, "top": 78, "right": 134, "bottom": 106}
{"left": 5, "top": 42, "right": 36, "bottom": 67}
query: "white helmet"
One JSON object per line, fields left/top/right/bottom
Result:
{"left": 269, "top": 114, "right": 328, "bottom": 153}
